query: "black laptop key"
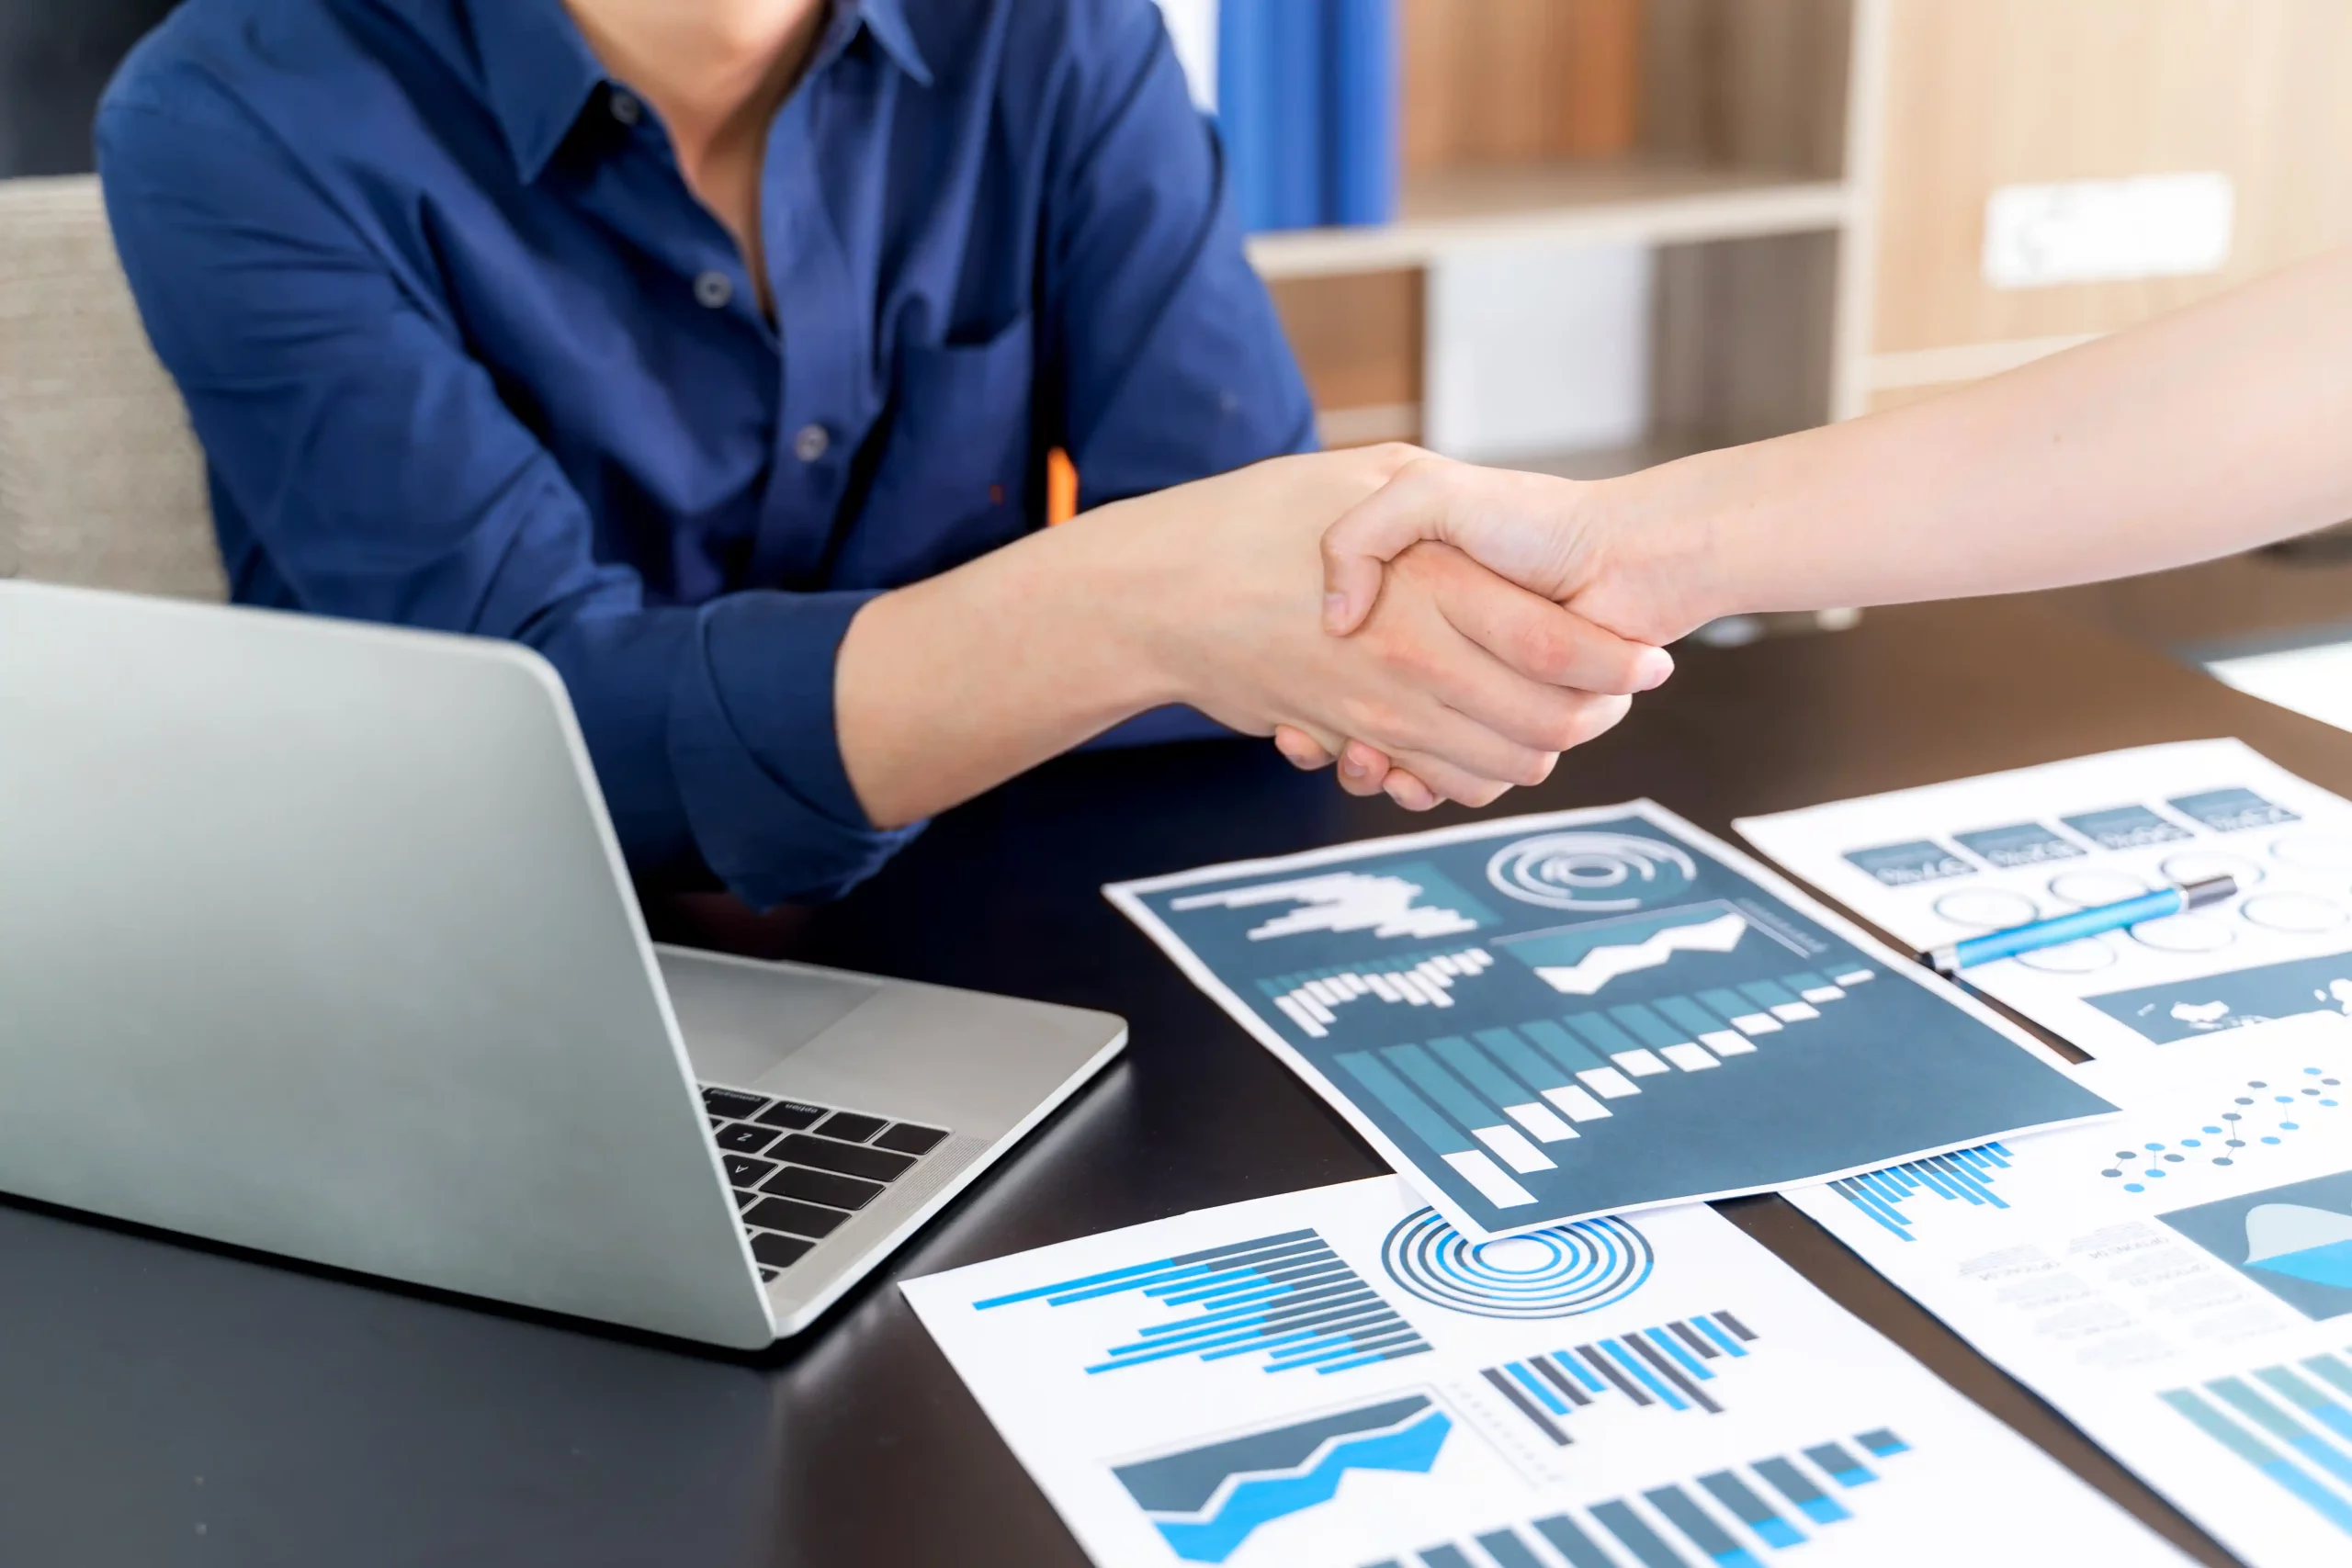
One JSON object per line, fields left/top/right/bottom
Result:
{"left": 702, "top": 1088, "right": 767, "bottom": 1121}
{"left": 761, "top": 1164, "right": 885, "bottom": 1211}
{"left": 714, "top": 1122, "right": 782, "bottom": 1155}
{"left": 754, "top": 1100, "right": 828, "bottom": 1131}
{"left": 722, "top": 1154, "right": 779, "bottom": 1189}
{"left": 874, "top": 1123, "right": 948, "bottom": 1156}
{"left": 758, "top": 1267, "right": 779, "bottom": 1282}
{"left": 746, "top": 1197, "right": 850, "bottom": 1239}
{"left": 811, "top": 1111, "right": 887, "bottom": 1144}
{"left": 775, "top": 1134, "right": 915, "bottom": 1183}
{"left": 734, "top": 1188, "right": 760, "bottom": 1212}
{"left": 751, "top": 1233, "right": 812, "bottom": 1269}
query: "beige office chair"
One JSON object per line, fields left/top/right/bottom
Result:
{"left": 0, "top": 175, "right": 226, "bottom": 600}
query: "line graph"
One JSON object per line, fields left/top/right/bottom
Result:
{"left": 1500, "top": 908, "right": 1751, "bottom": 997}
{"left": 1114, "top": 1395, "right": 1453, "bottom": 1564}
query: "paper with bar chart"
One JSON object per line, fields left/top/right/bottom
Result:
{"left": 1739, "top": 739, "right": 2352, "bottom": 1059}
{"left": 1783, "top": 1012, "right": 2352, "bottom": 1565}
{"left": 902, "top": 1176, "right": 2183, "bottom": 1568}
{"left": 1105, "top": 802, "right": 2113, "bottom": 1238}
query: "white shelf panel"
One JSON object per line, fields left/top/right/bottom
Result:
{"left": 1248, "top": 161, "right": 1851, "bottom": 279}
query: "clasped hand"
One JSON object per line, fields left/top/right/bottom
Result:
{"left": 1101, "top": 445, "right": 1671, "bottom": 810}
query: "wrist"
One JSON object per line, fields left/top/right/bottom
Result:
{"left": 1590, "top": 452, "right": 1739, "bottom": 640}
{"left": 1016, "top": 499, "right": 1192, "bottom": 715}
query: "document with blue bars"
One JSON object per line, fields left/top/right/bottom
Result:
{"left": 902, "top": 1176, "right": 2183, "bottom": 1568}
{"left": 1783, "top": 1014, "right": 2352, "bottom": 1568}
{"left": 1106, "top": 802, "right": 2113, "bottom": 1239}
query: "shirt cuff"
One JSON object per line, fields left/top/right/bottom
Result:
{"left": 668, "top": 589, "right": 925, "bottom": 909}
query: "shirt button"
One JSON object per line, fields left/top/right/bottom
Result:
{"left": 694, "top": 270, "right": 733, "bottom": 310}
{"left": 609, "top": 89, "right": 643, "bottom": 127}
{"left": 793, "top": 423, "right": 831, "bottom": 463}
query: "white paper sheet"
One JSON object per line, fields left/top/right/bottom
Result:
{"left": 1737, "top": 739, "right": 2352, "bottom": 1058}
{"left": 1783, "top": 1012, "right": 2352, "bottom": 1566}
{"left": 903, "top": 1177, "right": 2186, "bottom": 1567}
{"left": 1104, "top": 802, "right": 2111, "bottom": 1243}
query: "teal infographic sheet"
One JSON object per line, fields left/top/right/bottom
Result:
{"left": 1107, "top": 802, "right": 2115, "bottom": 1240}
{"left": 902, "top": 1178, "right": 2184, "bottom": 1568}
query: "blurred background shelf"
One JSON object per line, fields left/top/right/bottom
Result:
{"left": 1247, "top": 160, "right": 1849, "bottom": 278}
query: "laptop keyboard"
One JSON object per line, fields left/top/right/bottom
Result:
{"left": 698, "top": 1085, "right": 950, "bottom": 1283}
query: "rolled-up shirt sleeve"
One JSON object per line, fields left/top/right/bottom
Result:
{"left": 98, "top": 94, "right": 917, "bottom": 908}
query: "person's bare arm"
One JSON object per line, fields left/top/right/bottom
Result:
{"left": 835, "top": 446, "right": 1670, "bottom": 828}
{"left": 1320, "top": 244, "right": 2352, "bottom": 647}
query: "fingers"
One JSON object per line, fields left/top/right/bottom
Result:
{"left": 1275, "top": 724, "right": 1394, "bottom": 796}
{"left": 1272, "top": 725, "right": 1333, "bottom": 770}
{"left": 1319, "top": 457, "right": 1460, "bottom": 636}
{"left": 1428, "top": 551, "right": 1675, "bottom": 695}
{"left": 1277, "top": 727, "right": 1476, "bottom": 815}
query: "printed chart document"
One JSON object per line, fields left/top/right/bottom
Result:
{"left": 1105, "top": 803, "right": 2112, "bottom": 1239}
{"left": 1783, "top": 1014, "right": 2352, "bottom": 1567}
{"left": 903, "top": 1177, "right": 2186, "bottom": 1568}
{"left": 1738, "top": 739, "right": 2352, "bottom": 1058}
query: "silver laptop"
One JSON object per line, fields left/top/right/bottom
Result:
{"left": 0, "top": 580, "right": 1125, "bottom": 1348}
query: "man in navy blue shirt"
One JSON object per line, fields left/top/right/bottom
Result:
{"left": 99, "top": 0, "right": 1665, "bottom": 907}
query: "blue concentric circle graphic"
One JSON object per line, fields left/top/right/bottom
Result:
{"left": 1484, "top": 832, "right": 1696, "bottom": 912}
{"left": 1380, "top": 1208, "right": 1654, "bottom": 1318}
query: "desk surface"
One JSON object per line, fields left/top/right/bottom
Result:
{"left": 8, "top": 596, "right": 2350, "bottom": 1568}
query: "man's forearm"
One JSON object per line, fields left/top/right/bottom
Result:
{"left": 1622, "top": 246, "right": 2352, "bottom": 631}
{"left": 835, "top": 507, "right": 1179, "bottom": 829}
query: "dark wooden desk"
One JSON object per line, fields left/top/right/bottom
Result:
{"left": 7, "top": 598, "right": 2348, "bottom": 1568}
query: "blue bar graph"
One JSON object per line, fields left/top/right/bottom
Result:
{"left": 1481, "top": 1310, "right": 1758, "bottom": 1444}
{"left": 1699, "top": 1471, "right": 1805, "bottom": 1548}
{"left": 1829, "top": 1142, "right": 2014, "bottom": 1240}
{"left": 2163, "top": 1384, "right": 2352, "bottom": 1537}
{"left": 1385, "top": 1430, "right": 1912, "bottom": 1568}
{"left": 974, "top": 1227, "right": 1430, "bottom": 1376}
{"left": 1646, "top": 1485, "right": 1767, "bottom": 1567}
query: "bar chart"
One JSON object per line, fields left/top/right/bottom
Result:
{"left": 1329, "top": 966, "right": 1882, "bottom": 1214}
{"left": 1477, "top": 1309, "right": 1759, "bottom": 1445}
{"left": 971, "top": 1226, "right": 1431, "bottom": 1377}
{"left": 1360, "top": 1428, "right": 1912, "bottom": 1568}
{"left": 2161, "top": 1351, "right": 2352, "bottom": 1538}
{"left": 1827, "top": 1143, "right": 2014, "bottom": 1241}
{"left": 1259, "top": 945, "right": 1499, "bottom": 1039}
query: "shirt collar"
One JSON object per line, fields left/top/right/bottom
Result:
{"left": 469, "top": 0, "right": 610, "bottom": 185}
{"left": 843, "top": 0, "right": 933, "bottom": 87}
{"left": 471, "top": 0, "right": 932, "bottom": 185}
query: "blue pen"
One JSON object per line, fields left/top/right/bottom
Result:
{"left": 1926, "top": 874, "right": 2238, "bottom": 976}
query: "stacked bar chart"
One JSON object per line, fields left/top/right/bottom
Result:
{"left": 972, "top": 1227, "right": 1430, "bottom": 1377}
{"left": 1361, "top": 1429, "right": 1912, "bottom": 1568}
{"left": 1478, "top": 1309, "right": 1759, "bottom": 1445}
{"left": 2161, "top": 1351, "right": 2352, "bottom": 1538}
{"left": 1828, "top": 1143, "right": 2014, "bottom": 1241}
{"left": 1259, "top": 946, "right": 1498, "bottom": 1039}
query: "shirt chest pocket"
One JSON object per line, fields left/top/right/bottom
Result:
{"left": 839, "top": 313, "right": 1037, "bottom": 586}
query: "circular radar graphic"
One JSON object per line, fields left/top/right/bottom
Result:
{"left": 1484, "top": 832, "right": 1697, "bottom": 911}
{"left": 1381, "top": 1208, "right": 1654, "bottom": 1318}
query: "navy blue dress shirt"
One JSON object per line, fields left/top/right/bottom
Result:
{"left": 97, "top": 0, "right": 1315, "bottom": 907}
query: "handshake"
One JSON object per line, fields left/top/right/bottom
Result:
{"left": 1094, "top": 441, "right": 1714, "bottom": 815}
